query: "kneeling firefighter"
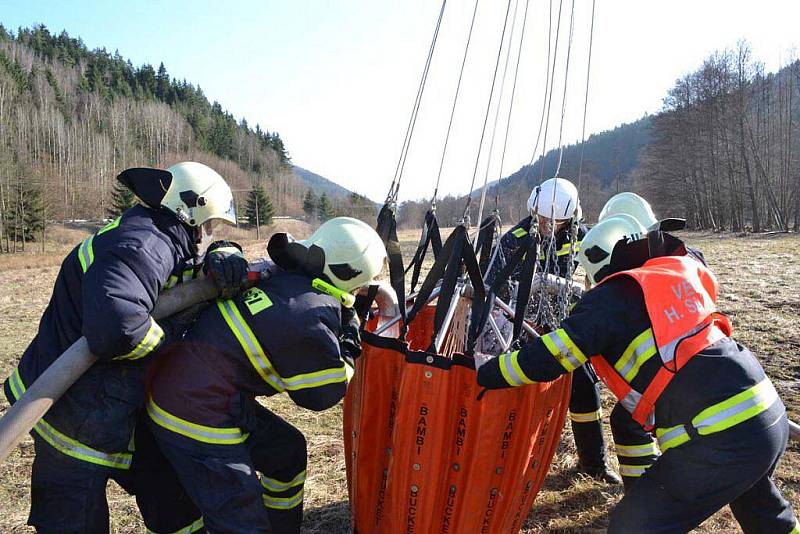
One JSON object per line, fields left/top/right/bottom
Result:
{"left": 3, "top": 162, "right": 248, "bottom": 533}
{"left": 484, "top": 177, "right": 619, "bottom": 484}
{"left": 146, "top": 217, "right": 387, "bottom": 533}
{"left": 477, "top": 215, "right": 798, "bottom": 532}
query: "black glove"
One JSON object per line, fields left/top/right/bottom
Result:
{"left": 204, "top": 240, "right": 249, "bottom": 299}
{"left": 476, "top": 354, "right": 512, "bottom": 390}
{"left": 159, "top": 301, "right": 211, "bottom": 345}
{"left": 339, "top": 306, "right": 362, "bottom": 367}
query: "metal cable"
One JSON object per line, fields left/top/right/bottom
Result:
{"left": 475, "top": 0, "right": 522, "bottom": 235}
{"left": 551, "top": 0, "right": 576, "bottom": 180}
{"left": 432, "top": 0, "right": 482, "bottom": 207}
{"left": 495, "top": 0, "right": 532, "bottom": 210}
{"left": 537, "top": 0, "right": 564, "bottom": 185}
{"left": 520, "top": 0, "right": 557, "bottom": 186}
{"left": 387, "top": 0, "right": 447, "bottom": 202}
{"left": 576, "top": 0, "right": 596, "bottom": 191}
{"left": 462, "top": 0, "right": 515, "bottom": 224}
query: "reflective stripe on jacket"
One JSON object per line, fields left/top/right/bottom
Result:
{"left": 3, "top": 205, "right": 196, "bottom": 465}
{"left": 590, "top": 255, "right": 732, "bottom": 428}
{"left": 148, "top": 270, "right": 347, "bottom": 439}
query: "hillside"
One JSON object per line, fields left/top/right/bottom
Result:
{"left": 293, "top": 165, "right": 359, "bottom": 201}
{"left": 0, "top": 24, "right": 364, "bottom": 248}
{"left": 398, "top": 116, "right": 652, "bottom": 227}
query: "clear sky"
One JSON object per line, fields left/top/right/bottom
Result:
{"left": 1, "top": 0, "right": 799, "bottom": 202}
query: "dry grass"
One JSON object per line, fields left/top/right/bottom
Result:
{"left": 0, "top": 229, "right": 798, "bottom": 532}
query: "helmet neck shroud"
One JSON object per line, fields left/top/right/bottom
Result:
{"left": 607, "top": 231, "right": 688, "bottom": 277}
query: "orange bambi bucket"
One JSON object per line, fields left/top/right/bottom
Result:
{"left": 343, "top": 306, "right": 571, "bottom": 534}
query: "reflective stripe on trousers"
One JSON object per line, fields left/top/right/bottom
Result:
{"left": 260, "top": 470, "right": 306, "bottom": 510}
{"left": 146, "top": 517, "right": 205, "bottom": 534}
{"left": 656, "top": 378, "right": 780, "bottom": 451}
{"left": 147, "top": 396, "right": 249, "bottom": 445}
{"left": 569, "top": 409, "right": 602, "bottom": 423}
{"left": 6, "top": 368, "right": 133, "bottom": 469}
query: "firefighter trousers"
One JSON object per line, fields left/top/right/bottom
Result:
{"left": 569, "top": 363, "right": 609, "bottom": 470}
{"left": 27, "top": 415, "right": 201, "bottom": 534}
{"left": 608, "top": 413, "right": 798, "bottom": 533}
{"left": 150, "top": 400, "right": 307, "bottom": 534}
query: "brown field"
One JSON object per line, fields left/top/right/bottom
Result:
{"left": 0, "top": 226, "right": 798, "bottom": 532}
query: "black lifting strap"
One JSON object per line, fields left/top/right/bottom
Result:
{"left": 512, "top": 237, "right": 540, "bottom": 342}
{"left": 474, "top": 233, "right": 535, "bottom": 340}
{"left": 474, "top": 214, "right": 498, "bottom": 275}
{"left": 406, "top": 209, "right": 443, "bottom": 294}
{"left": 357, "top": 204, "right": 405, "bottom": 325}
{"left": 403, "top": 225, "right": 486, "bottom": 355}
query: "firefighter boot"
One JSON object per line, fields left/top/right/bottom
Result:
{"left": 573, "top": 419, "right": 621, "bottom": 485}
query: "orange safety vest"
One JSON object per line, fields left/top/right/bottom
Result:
{"left": 589, "top": 255, "right": 732, "bottom": 429}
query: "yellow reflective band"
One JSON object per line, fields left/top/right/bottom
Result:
{"left": 788, "top": 520, "right": 799, "bottom": 534}
{"left": 146, "top": 517, "right": 205, "bottom": 534}
{"left": 261, "top": 470, "right": 306, "bottom": 493}
{"left": 217, "top": 300, "right": 285, "bottom": 392}
{"left": 498, "top": 351, "right": 535, "bottom": 387}
{"left": 511, "top": 227, "right": 528, "bottom": 238}
{"left": 263, "top": 487, "right": 304, "bottom": 510}
{"left": 541, "top": 329, "right": 587, "bottom": 372}
{"left": 616, "top": 441, "right": 660, "bottom": 458}
{"left": 147, "top": 397, "right": 249, "bottom": 445}
{"left": 655, "top": 424, "right": 691, "bottom": 452}
{"left": 78, "top": 235, "right": 95, "bottom": 273}
{"left": 8, "top": 368, "right": 132, "bottom": 469}
{"left": 619, "top": 463, "right": 651, "bottom": 478}
{"left": 283, "top": 366, "right": 347, "bottom": 391}
{"left": 242, "top": 287, "right": 273, "bottom": 316}
{"left": 614, "top": 328, "right": 657, "bottom": 382}
{"left": 569, "top": 409, "right": 602, "bottom": 423}
{"left": 97, "top": 216, "right": 121, "bottom": 236}
{"left": 114, "top": 317, "right": 164, "bottom": 361}
{"left": 164, "top": 274, "right": 179, "bottom": 290}
{"left": 692, "top": 378, "right": 779, "bottom": 436}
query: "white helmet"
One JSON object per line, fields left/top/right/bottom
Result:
{"left": 598, "top": 192, "right": 686, "bottom": 231}
{"left": 578, "top": 214, "right": 647, "bottom": 286}
{"left": 598, "top": 192, "right": 658, "bottom": 230}
{"left": 527, "top": 177, "right": 582, "bottom": 222}
{"left": 161, "top": 162, "right": 236, "bottom": 227}
{"left": 300, "top": 217, "right": 387, "bottom": 293}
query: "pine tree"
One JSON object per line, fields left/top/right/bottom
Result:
{"left": 317, "top": 193, "right": 334, "bottom": 222}
{"left": 302, "top": 189, "right": 317, "bottom": 220}
{"left": 244, "top": 185, "right": 274, "bottom": 228}
{"left": 155, "top": 62, "right": 169, "bottom": 101}
{"left": 5, "top": 177, "right": 46, "bottom": 243}
{"left": 107, "top": 181, "right": 136, "bottom": 217}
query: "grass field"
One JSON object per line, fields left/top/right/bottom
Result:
{"left": 0, "top": 225, "right": 798, "bottom": 532}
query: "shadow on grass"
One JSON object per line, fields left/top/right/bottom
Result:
{"left": 302, "top": 500, "right": 351, "bottom": 534}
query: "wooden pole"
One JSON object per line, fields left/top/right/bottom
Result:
{"left": 0, "top": 278, "right": 219, "bottom": 464}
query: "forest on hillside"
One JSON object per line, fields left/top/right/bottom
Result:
{"left": 400, "top": 42, "right": 800, "bottom": 233}
{"left": 0, "top": 25, "right": 374, "bottom": 252}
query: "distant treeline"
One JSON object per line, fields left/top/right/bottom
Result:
{"left": 400, "top": 42, "right": 800, "bottom": 232}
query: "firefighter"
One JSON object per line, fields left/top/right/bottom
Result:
{"left": 146, "top": 217, "right": 387, "bottom": 533}
{"left": 484, "top": 177, "right": 620, "bottom": 484}
{"left": 597, "top": 192, "right": 690, "bottom": 489}
{"left": 3, "top": 162, "right": 248, "bottom": 533}
{"left": 477, "top": 215, "right": 798, "bottom": 532}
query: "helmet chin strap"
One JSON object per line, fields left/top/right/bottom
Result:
{"left": 195, "top": 224, "right": 216, "bottom": 259}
